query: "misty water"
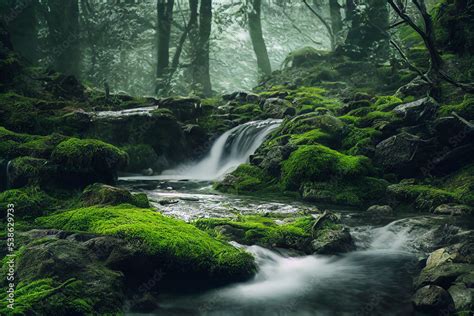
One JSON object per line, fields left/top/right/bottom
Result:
{"left": 120, "top": 120, "right": 459, "bottom": 315}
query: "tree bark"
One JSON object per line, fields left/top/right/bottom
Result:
{"left": 45, "top": 0, "right": 81, "bottom": 77}
{"left": 248, "top": 0, "right": 272, "bottom": 77}
{"left": 6, "top": 0, "right": 39, "bottom": 64}
{"left": 156, "top": 0, "right": 175, "bottom": 93}
{"left": 189, "top": 0, "right": 212, "bottom": 97}
{"left": 329, "top": 0, "right": 342, "bottom": 43}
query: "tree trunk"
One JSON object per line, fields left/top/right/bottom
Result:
{"left": 189, "top": 0, "right": 212, "bottom": 97}
{"left": 6, "top": 0, "right": 39, "bottom": 64}
{"left": 329, "top": 0, "right": 342, "bottom": 43}
{"left": 45, "top": 0, "right": 81, "bottom": 77}
{"left": 248, "top": 0, "right": 272, "bottom": 77}
{"left": 156, "top": 0, "right": 175, "bottom": 93}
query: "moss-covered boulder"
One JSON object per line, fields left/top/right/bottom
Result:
{"left": 0, "top": 237, "right": 124, "bottom": 315}
{"left": 7, "top": 156, "right": 48, "bottom": 188}
{"left": 195, "top": 213, "right": 355, "bottom": 255}
{"left": 81, "top": 183, "right": 150, "bottom": 208}
{"left": 37, "top": 205, "right": 256, "bottom": 285}
{"left": 215, "top": 164, "right": 271, "bottom": 194}
{"left": 50, "top": 138, "right": 128, "bottom": 187}
{"left": 0, "top": 186, "right": 56, "bottom": 218}
{"left": 281, "top": 144, "right": 372, "bottom": 190}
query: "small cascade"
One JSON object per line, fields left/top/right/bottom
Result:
{"left": 162, "top": 119, "right": 282, "bottom": 180}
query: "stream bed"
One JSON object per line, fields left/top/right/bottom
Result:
{"left": 119, "top": 177, "right": 465, "bottom": 316}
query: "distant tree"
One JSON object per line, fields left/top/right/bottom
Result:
{"left": 189, "top": 0, "right": 212, "bottom": 97}
{"left": 329, "top": 0, "right": 342, "bottom": 45}
{"left": 42, "top": 0, "right": 81, "bottom": 77}
{"left": 156, "top": 0, "right": 174, "bottom": 94}
{"left": 247, "top": 0, "right": 272, "bottom": 77}
{"left": 2, "top": 0, "right": 39, "bottom": 64}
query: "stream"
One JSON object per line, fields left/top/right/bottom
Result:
{"left": 119, "top": 120, "right": 467, "bottom": 315}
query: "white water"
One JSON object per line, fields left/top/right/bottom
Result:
{"left": 156, "top": 217, "right": 440, "bottom": 315}
{"left": 161, "top": 119, "right": 282, "bottom": 180}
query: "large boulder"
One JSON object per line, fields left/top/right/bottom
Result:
{"left": 50, "top": 138, "right": 128, "bottom": 187}
{"left": 434, "top": 204, "right": 473, "bottom": 216}
{"left": 81, "top": 183, "right": 150, "bottom": 208}
{"left": 262, "top": 98, "right": 296, "bottom": 118}
{"left": 374, "top": 132, "right": 433, "bottom": 176}
{"left": 412, "top": 285, "right": 455, "bottom": 315}
{"left": 158, "top": 96, "right": 202, "bottom": 121}
{"left": 448, "top": 283, "right": 474, "bottom": 312}
{"left": 366, "top": 205, "right": 394, "bottom": 217}
{"left": 393, "top": 97, "right": 439, "bottom": 124}
{"left": 7, "top": 156, "right": 48, "bottom": 188}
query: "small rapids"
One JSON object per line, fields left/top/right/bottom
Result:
{"left": 161, "top": 119, "right": 282, "bottom": 180}
{"left": 152, "top": 217, "right": 441, "bottom": 316}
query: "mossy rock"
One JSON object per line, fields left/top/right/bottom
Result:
{"left": 8, "top": 157, "right": 48, "bottom": 188}
{"left": 387, "top": 183, "right": 456, "bottom": 211}
{"left": 50, "top": 138, "right": 128, "bottom": 187}
{"left": 122, "top": 144, "right": 160, "bottom": 173}
{"left": 36, "top": 205, "right": 256, "bottom": 283}
{"left": 81, "top": 183, "right": 150, "bottom": 208}
{"left": 195, "top": 215, "right": 316, "bottom": 253}
{"left": 301, "top": 177, "right": 389, "bottom": 206}
{"left": 438, "top": 94, "right": 474, "bottom": 120}
{"left": 281, "top": 145, "right": 372, "bottom": 190}
{"left": 215, "top": 164, "right": 270, "bottom": 194}
{"left": 0, "top": 238, "right": 124, "bottom": 315}
{"left": 0, "top": 186, "right": 56, "bottom": 218}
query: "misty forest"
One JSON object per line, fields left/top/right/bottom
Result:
{"left": 0, "top": 0, "right": 474, "bottom": 315}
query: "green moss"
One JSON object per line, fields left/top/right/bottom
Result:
{"left": 443, "top": 164, "right": 474, "bottom": 206}
{"left": 36, "top": 205, "right": 256, "bottom": 280}
{"left": 195, "top": 215, "right": 315, "bottom": 252}
{"left": 8, "top": 156, "right": 48, "bottom": 188}
{"left": 438, "top": 94, "right": 474, "bottom": 120}
{"left": 358, "top": 110, "right": 395, "bottom": 127}
{"left": 388, "top": 183, "right": 456, "bottom": 211}
{"left": 289, "top": 129, "right": 333, "bottom": 147}
{"left": 132, "top": 193, "right": 151, "bottom": 208}
{"left": 374, "top": 96, "right": 403, "bottom": 111}
{"left": 234, "top": 103, "right": 262, "bottom": 115}
{"left": 215, "top": 164, "right": 269, "bottom": 194}
{"left": 302, "top": 177, "right": 388, "bottom": 206}
{"left": 281, "top": 145, "right": 372, "bottom": 190}
{"left": 122, "top": 144, "right": 159, "bottom": 172}
{"left": 51, "top": 138, "right": 128, "bottom": 185}
{"left": 0, "top": 186, "right": 56, "bottom": 218}
{"left": 341, "top": 127, "right": 382, "bottom": 155}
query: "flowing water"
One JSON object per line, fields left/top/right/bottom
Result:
{"left": 120, "top": 120, "right": 463, "bottom": 315}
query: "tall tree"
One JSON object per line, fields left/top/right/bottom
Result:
{"left": 44, "top": 0, "right": 81, "bottom": 77}
{"left": 189, "top": 0, "right": 212, "bottom": 97}
{"left": 4, "top": 0, "right": 39, "bottom": 64}
{"left": 156, "top": 0, "right": 175, "bottom": 94}
{"left": 343, "top": 0, "right": 389, "bottom": 61}
{"left": 329, "top": 0, "right": 342, "bottom": 45}
{"left": 248, "top": 0, "right": 272, "bottom": 77}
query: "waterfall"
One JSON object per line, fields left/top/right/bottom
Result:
{"left": 161, "top": 119, "right": 282, "bottom": 180}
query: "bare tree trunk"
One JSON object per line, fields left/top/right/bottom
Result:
{"left": 6, "top": 0, "right": 39, "bottom": 64}
{"left": 156, "top": 0, "right": 174, "bottom": 94}
{"left": 189, "top": 0, "right": 212, "bottom": 97}
{"left": 248, "top": 0, "right": 272, "bottom": 77}
{"left": 329, "top": 0, "right": 342, "bottom": 44}
{"left": 45, "top": 0, "right": 81, "bottom": 77}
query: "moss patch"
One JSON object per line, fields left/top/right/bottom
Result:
{"left": 281, "top": 145, "right": 372, "bottom": 190}
{"left": 36, "top": 205, "right": 256, "bottom": 280}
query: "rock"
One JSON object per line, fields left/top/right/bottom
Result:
{"left": 7, "top": 157, "right": 48, "bottom": 188}
{"left": 81, "top": 183, "right": 150, "bottom": 208}
{"left": 393, "top": 97, "right": 439, "bottom": 124}
{"left": 312, "top": 229, "right": 355, "bottom": 254}
{"left": 448, "top": 283, "right": 474, "bottom": 312}
{"left": 50, "top": 138, "right": 128, "bottom": 187}
{"left": 215, "top": 225, "right": 246, "bottom": 241}
{"left": 395, "top": 76, "right": 431, "bottom": 99}
{"left": 374, "top": 132, "right": 432, "bottom": 175}
{"left": 412, "top": 285, "right": 455, "bottom": 315}
{"left": 159, "top": 96, "right": 202, "bottom": 121}
{"left": 366, "top": 205, "right": 393, "bottom": 216}
{"left": 15, "top": 237, "right": 124, "bottom": 314}
{"left": 158, "top": 199, "right": 179, "bottom": 205}
{"left": 416, "top": 263, "right": 474, "bottom": 288}
{"left": 141, "top": 168, "right": 154, "bottom": 176}
{"left": 262, "top": 98, "right": 295, "bottom": 118}
{"left": 81, "top": 183, "right": 134, "bottom": 206}
{"left": 434, "top": 204, "right": 473, "bottom": 216}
